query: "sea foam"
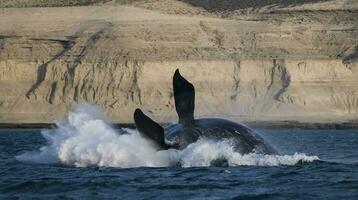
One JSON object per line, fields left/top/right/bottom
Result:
{"left": 16, "top": 103, "right": 319, "bottom": 168}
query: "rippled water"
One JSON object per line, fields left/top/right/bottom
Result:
{"left": 0, "top": 104, "right": 357, "bottom": 199}
{"left": 1, "top": 129, "right": 357, "bottom": 199}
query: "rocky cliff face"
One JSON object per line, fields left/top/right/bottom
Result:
{"left": 0, "top": 1, "right": 357, "bottom": 123}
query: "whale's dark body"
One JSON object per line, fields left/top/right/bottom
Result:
{"left": 134, "top": 69, "right": 277, "bottom": 155}
{"left": 164, "top": 118, "right": 277, "bottom": 154}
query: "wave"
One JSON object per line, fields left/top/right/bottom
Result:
{"left": 16, "top": 103, "right": 319, "bottom": 168}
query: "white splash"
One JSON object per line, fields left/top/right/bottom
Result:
{"left": 178, "top": 140, "right": 318, "bottom": 167}
{"left": 16, "top": 103, "right": 319, "bottom": 168}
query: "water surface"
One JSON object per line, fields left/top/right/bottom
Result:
{"left": 1, "top": 128, "right": 357, "bottom": 199}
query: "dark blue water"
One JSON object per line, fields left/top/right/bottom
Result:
{"left": 1, "top": 128, "right": 358, "bottom": 199}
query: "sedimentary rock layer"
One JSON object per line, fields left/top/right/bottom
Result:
{"left": 0, "top": 2, "right": 357, "bottom": 123}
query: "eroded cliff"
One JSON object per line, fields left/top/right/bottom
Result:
{"left": 0, "top": 1, "right": 357, "bottom": 123}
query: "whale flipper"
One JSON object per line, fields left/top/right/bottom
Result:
{"left": 134, "top": 109, "right": 167, "bottom": 149}
{"left": 173, "top": 69, "right": 195, "bottom": 125}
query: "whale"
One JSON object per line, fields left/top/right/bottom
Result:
{"left": 134, "top": 69, "right": 278, "bottom": 155}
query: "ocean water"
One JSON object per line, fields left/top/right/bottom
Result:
{"left": 0, "top": 104, "right": 357, "bottom": 199}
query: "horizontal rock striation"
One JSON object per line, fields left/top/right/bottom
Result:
{"left": 0, "top": 1, "right": 357, "bottom": 123}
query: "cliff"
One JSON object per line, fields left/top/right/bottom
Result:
{"left": 0, "top": 0, "right": 357, "bottom": 124}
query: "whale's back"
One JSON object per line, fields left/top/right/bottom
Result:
{"left": 165, "top": 118, "right": 278, "bottom": 155}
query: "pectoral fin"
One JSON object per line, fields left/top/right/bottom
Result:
{"left": 134, "top": 109, "right": 167, "bottom": 150}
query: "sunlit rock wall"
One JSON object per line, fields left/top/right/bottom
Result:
{"left": 0, "top": 4, "right": 357, "bottom": 123}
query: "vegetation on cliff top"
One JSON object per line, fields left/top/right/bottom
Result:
{"left": 0, "top": 0, "right": 142, "bottom": 8}
{"left": 2, "top": 0, "right": 356, "bottom": 9}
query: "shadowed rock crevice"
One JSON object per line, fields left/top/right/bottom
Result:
{"left": 342, "top": 45, "right": 358, "bottom": 64}
{"left": 47, "top": 82, "right": 57, "bottom": 104}
{"left": 128, "top": 60, "right": 143, "bottom": 105}
{"left": 62, "top": 26, "right": 112, "bottom": 98}
{"left": 273, "top": 62, "right": 291, "bottom": 101}
{"left": 26, "top": 23, "right": 113, "bottom": 102}
{"left": 230, "top": 60, "right": 241, "bottom": 101}
{"left": 25, "top": 39, "right": 75, "bottom": 99}
{"left": 265, "top": 59, "right": 291, "bottom": 102}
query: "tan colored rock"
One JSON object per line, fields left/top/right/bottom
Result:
{"left": 0, "top": 1, "right": 357, "bottom": 124}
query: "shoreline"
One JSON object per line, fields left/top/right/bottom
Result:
{"left": 1, "top": 120, "right": 358, "bottom": 130}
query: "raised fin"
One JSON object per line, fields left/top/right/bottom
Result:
{"left": 173, "top": 69, "right": 195, "bottom": 125}
{"left": 134, "top": 109, "right": 167, "bottom": 150}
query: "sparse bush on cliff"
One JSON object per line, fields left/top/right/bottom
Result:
{"left": 0, "top": 0, "right": 150, "bottom": 8}
{"left": 0, "top": 0, "right": 119, "bottom": 8}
